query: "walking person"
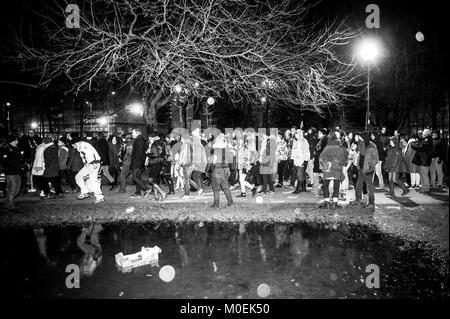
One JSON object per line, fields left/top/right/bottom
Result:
{"left": 318, "top": 131, "right": 349, "bottom": 209}
{"left": 117, "top": 134, "right": 133, "bottom": 193}
{"left": 67, "top": 136, "right": 83, "bottom": 193}
{"left": 97, "top": 133, "right": 114, "bottom": 186}
{"left": 259, "top": 134, "right": 276, "bottom": 195}
{"left": 275, "top": 133, "right": 289, "bottom": 187}
{"left": 145, "top": 134, "right": 168, "bottom": 202}
{"left": 191, "top": 127, "right": 207, "bottom": 197}
{"left": 410, "top": 129, "right": 433, "bottom": 193}
{"left": 403, "top": 135, "right": 421, "bottom": 189}
{"left": 108, "top": 135, "right": 122, "bottom": 190}
{"left": 57, "top": 138, "right": 69, "bottom": 188}
{"left": 305, "top": 127, "right": 317, "bottom": 187}
{"left": 42, "top": 136, "right": 64, "bottom": 199}
{"left": 384, "top": 137, "right": 410, "bottom": 196}
{"left": 370, "top": 131, "right": 385, "bottom": 189}
{"left": 73, "top": 139, "right": 105, "bottom": 204}
{"left": 290, "top": 129, "right": 310, "bottom": 194}
{"left": 129, "top": 129, "right": 151, "bottom": 198}
{"left": 0, "top": 135, "right": 25, "bottom": 211}
{"left": 350, "top": 132, "right": 379, "bottom": 209}
{"left": 236, "top": 136, "right": 258, "bottom": 197}
{"left": 207, "top": 134, "right": 234, "bottom": 208}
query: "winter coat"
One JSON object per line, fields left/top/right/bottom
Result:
{"left": 67, "top": 147, "right": 84, "bottom": 172}
{"left": 291, "top": 138, "right": 310, "bottom": 167}
{"left": 32, "top": 143, "right": 51, "bottom": 176}
{"left": 357, "top": 140, "right": 379, "bottom": 173}
{"left": 372, "top": 133, "right": 385, "bottom": 162}
{"left": 259, "top": 139, "right": 277, "bottom": 175}
{"left": 431, "top": 138, "right": 446, "bottom": 161}
{"left": 383, "top": 138, "right": 406, "bottom": 173}
{"left": 179, "top": 139, "right": 193, "bottom": 166}
{"left": 0, "top": 142, "right": 24, "bottom": 175}
{"left": 97, "top": 138, "right": 110, "bottom": 166}
{"left": 319, "top": 139, "right": 348, "bottom": 180}
{"left": 411, "top": 136, "right": 433, "bottom": 167}
{"left": 276, "top": 139, "right": 289, "bottom": 161}
{"left": 206, "top": 146, "right": 233, "bottom": 172}
{"left": 108, "top": 142, "right": 121, "bottom": 169}
{"left": 306, "top": 136, "right": 317, "bottom": 160}
{"left": 237, "top": 145, "right": 258, "bottom": 171}
{"left": 130, "top": 134, "right": 147, "bottom": 170}
{"left": 191, "top": 136, "right": 207, "bottom": 172}
{"left": 313, "top": 136, "right": 328, "bottom": 173}
{"left": 58, "top": 146, "right": 69, "bottom": 170}
{"left": 43, "top": 144, "right": 60, "bottom": 178}
{"left": 121, "top": 142, "right": 134, "bottom": 167}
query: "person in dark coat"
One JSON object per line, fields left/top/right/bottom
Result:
{"left": 130, "top": 128, "right": 151, "bottom": 198}
{"left": 411, "top": 129, "right": 433, "bottom": 193}
{"left": 312, "top": 128, "right": 328, "bottom": 195}
{"left": 350, "top": 132, "right": 379, "bottom": 209}
{"left": 108, "top": 135, "right": 122, "bottom": 190}
{"left": 318, "top": 131, "right": 348, "bottom": 209}
{"left": 42, "top": 136, "right": 64, "bottom": 198}
{"left": 118, "top": 135, "right": 133, "bottom": 193}
{"left": 384, "top": 137, "right": 409, "bottom": 196}
{"left": 67, "top": 142, "right": 83, "bottom": 193}
{"left": 370, "top": 131, "right": 385, "bottom": 189}
{"left": 97, "top": 133, "right": 114, "bottom": 185}
{"left": 430, "top": 130, "right": 446, "bottom": 189}
{"left": 0, "top": 135, "right": 25, "bottom": 210}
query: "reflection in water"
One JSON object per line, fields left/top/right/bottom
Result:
{"left": 77, "top": 223, "right": 103, "bottom": 277}
{"left": 289, "top": 226, "right": 309, "bottom": 267}
{"left": 1, "top": 222, "right": 446, "bottom": 299}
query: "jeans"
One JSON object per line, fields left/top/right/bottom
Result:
{"left": 239, "top": 168, "right": 254, "bottom": 193}
{"left": 419, "top": 166, "right": 430, "bottom": 192}
{"left": 100, "top": 165, "right": 114, "bottom": 184}
{"left": 211, "top": 167, "right": 233, "bottom": 206}
{"left": 277, "top": 160, "right": 287, "bottom": 184}
{"left": 5, "top": 175, "right": 21, "bottom": 209}
{"left": 306, "top": 159, "right": 314, "bottom": 184}
{"left": 312, "top": 173, "right": 322, "bottom": 194}
{"left": 76, "top": 164, "right": 104, "bottom": 200}
{"left": 131, "top": 168, "right": 149, "bottom": 195}
{"left": 430, "top": 158, "right": 443, "bottom": 187}
{"left": 323, "top": 179, "right": 340, "bottom": 200}
{"left": 373, "top": 161, "right": 384, "bottom": 187}
{"left": 261, "top": 174, "right": 275, "bottom": 193}
{"left": 182, "top": 165, "right": 194, "bottom": 195}
{"left": 191, "top": 170, "right": 204, "bottom": 191}
{"left": 356, "top": 170, "right": 375, "bottom": 204}
{"left": 119, "top": 165, "right": 131, "bottom": 193}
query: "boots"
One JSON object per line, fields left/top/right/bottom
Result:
{"left": 319, "top": 200, "right": 330, "bottom": 209}
{"left": 398, "top": 181, "right": 410, "bottom": 196}
{"left": 167, "top": 177, "right": 175, "bottom": 194}
{"left": 293, "top": 181, "right": 301, "bottom": 194}
{"left": 154, "top": 184, "right": 167, "bottom": 202}
{"left": 385, "top": 181, "right": 395, "bottom": 196}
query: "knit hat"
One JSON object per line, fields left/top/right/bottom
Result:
{"left": 43, "top": 136, "right": 53, "bottom": 144}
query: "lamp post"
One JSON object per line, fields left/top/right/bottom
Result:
{"left": 356, "top": 39, "right": 381, "bottom": 131}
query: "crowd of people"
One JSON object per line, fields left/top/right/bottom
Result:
{"left": 0, "top": 125, "right": 448, "bottom": 211}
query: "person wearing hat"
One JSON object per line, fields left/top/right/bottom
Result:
{"left": 350, "top": 131, "right": 379, "bottom": 209}
{"left": 0, "top": 135, "right": 25, "bottom": 210}
{"left": 206, "top": 133, "right": 234, "bottom": 208}
{"left": 72, "top": 138, "right": 105, "bottom": 204}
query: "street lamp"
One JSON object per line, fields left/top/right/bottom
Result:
{"left": 128, "top": 102, "right": 144, "bottom": 116}
{"left": 356, "top": 38, "right": 381, "bottom": 131}
{"left": 31, "top": 121, "right": 39, "bottom": 130}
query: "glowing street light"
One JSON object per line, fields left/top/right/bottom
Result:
{"left": 6, "top": 102, "right": 11, "bottom": 106}
{"left": 128, "top": 102, "right": 144, "bottom": 116}
{"left": 31, "top": 122, "right": 39, "bottom": 129}
{"left": 260, "top": 96, "right": 267, "bottom": 104}
{"left": 174, "top": 84, "right": 183, "bottom": 94}
{"left": 206, "top": 97, "right": 215, "bottom": 105}
{"left": 111, "top": 91, "right": 116, "bottom": 95}
{"left": 98, "top": 116, "right": 108, "bottom": 126}
{"left": 356, "top": 38, "right": 382, "bottom": 131}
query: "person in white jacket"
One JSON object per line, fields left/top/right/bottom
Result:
{"left": 290, "top": 130, "right": 310, "bottom": 193}
{"left": 32, "top": 141, "right": 52, "bottom": 198}
{"left": 72, "top": 139, "right": 104, "bottom": 203}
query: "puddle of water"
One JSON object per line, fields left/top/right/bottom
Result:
{"left": 0, "top": 222, "right": 447, "bottom": 299}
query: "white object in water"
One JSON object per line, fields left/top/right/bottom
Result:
{"left": 115, "top": 246, "right": 161, "bottom": 272}
{"left": 159, "top": 265, "right": 176, "bottom": 282}
{"left": 255, "top": 196, "right": 263, "bottom": 204}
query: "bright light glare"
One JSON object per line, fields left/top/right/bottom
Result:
{"left": 207, "top": 97, "right": 215, "bottom": 105}
{"left": 31, "top": 122, "right": 38, "bottom": 129}
{"left": 98, "top": 117, "right": 108, "bottom": 126}
{"left": 174, "top": 84, "right": 182, "bottom": 94}
{"left": 260, "top": 96, "right": 267, "bottom": 104}
{"left": 357, "top": 39, "right": 380, "bottom": 62}
{"left": 111, "top": 91, "right": 116, "bottom": 95}
{"left": 6, "top": 102, "right": 11, "bottom": 106}
{"left": 128, "top": 102, "right": 144, "bottom": 116}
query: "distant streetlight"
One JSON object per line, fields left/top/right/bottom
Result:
{"left": 260, "top": 96, "right": 267, "bottom": 104}
{"left": 111, "top": 91, "right": 116, "bottom": 95}
{"left": 207, "top": 97, "right": 215, "bottom": 105}
{"left": 356, "top": 38, "right": 382, "bottom": 131}
{"left": 6, "top": 102, "right": 11, "bottom": 106}
{"left": 193, "top": 82, "right": 200, "bottom": 89}
{"left": 128, "top": 102, "right": 144, "bottom": 116}
{"left": 98, "top": 116, "right": 108, "bottom": 126}
{"left": 415, "top": 31, "right": 424, "bottom": 42}
{"left": 31, "top": 122, "right": 39, "bottom": 129}
{"left": 174, "top": 84, "right": 183, "bottom": 94}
